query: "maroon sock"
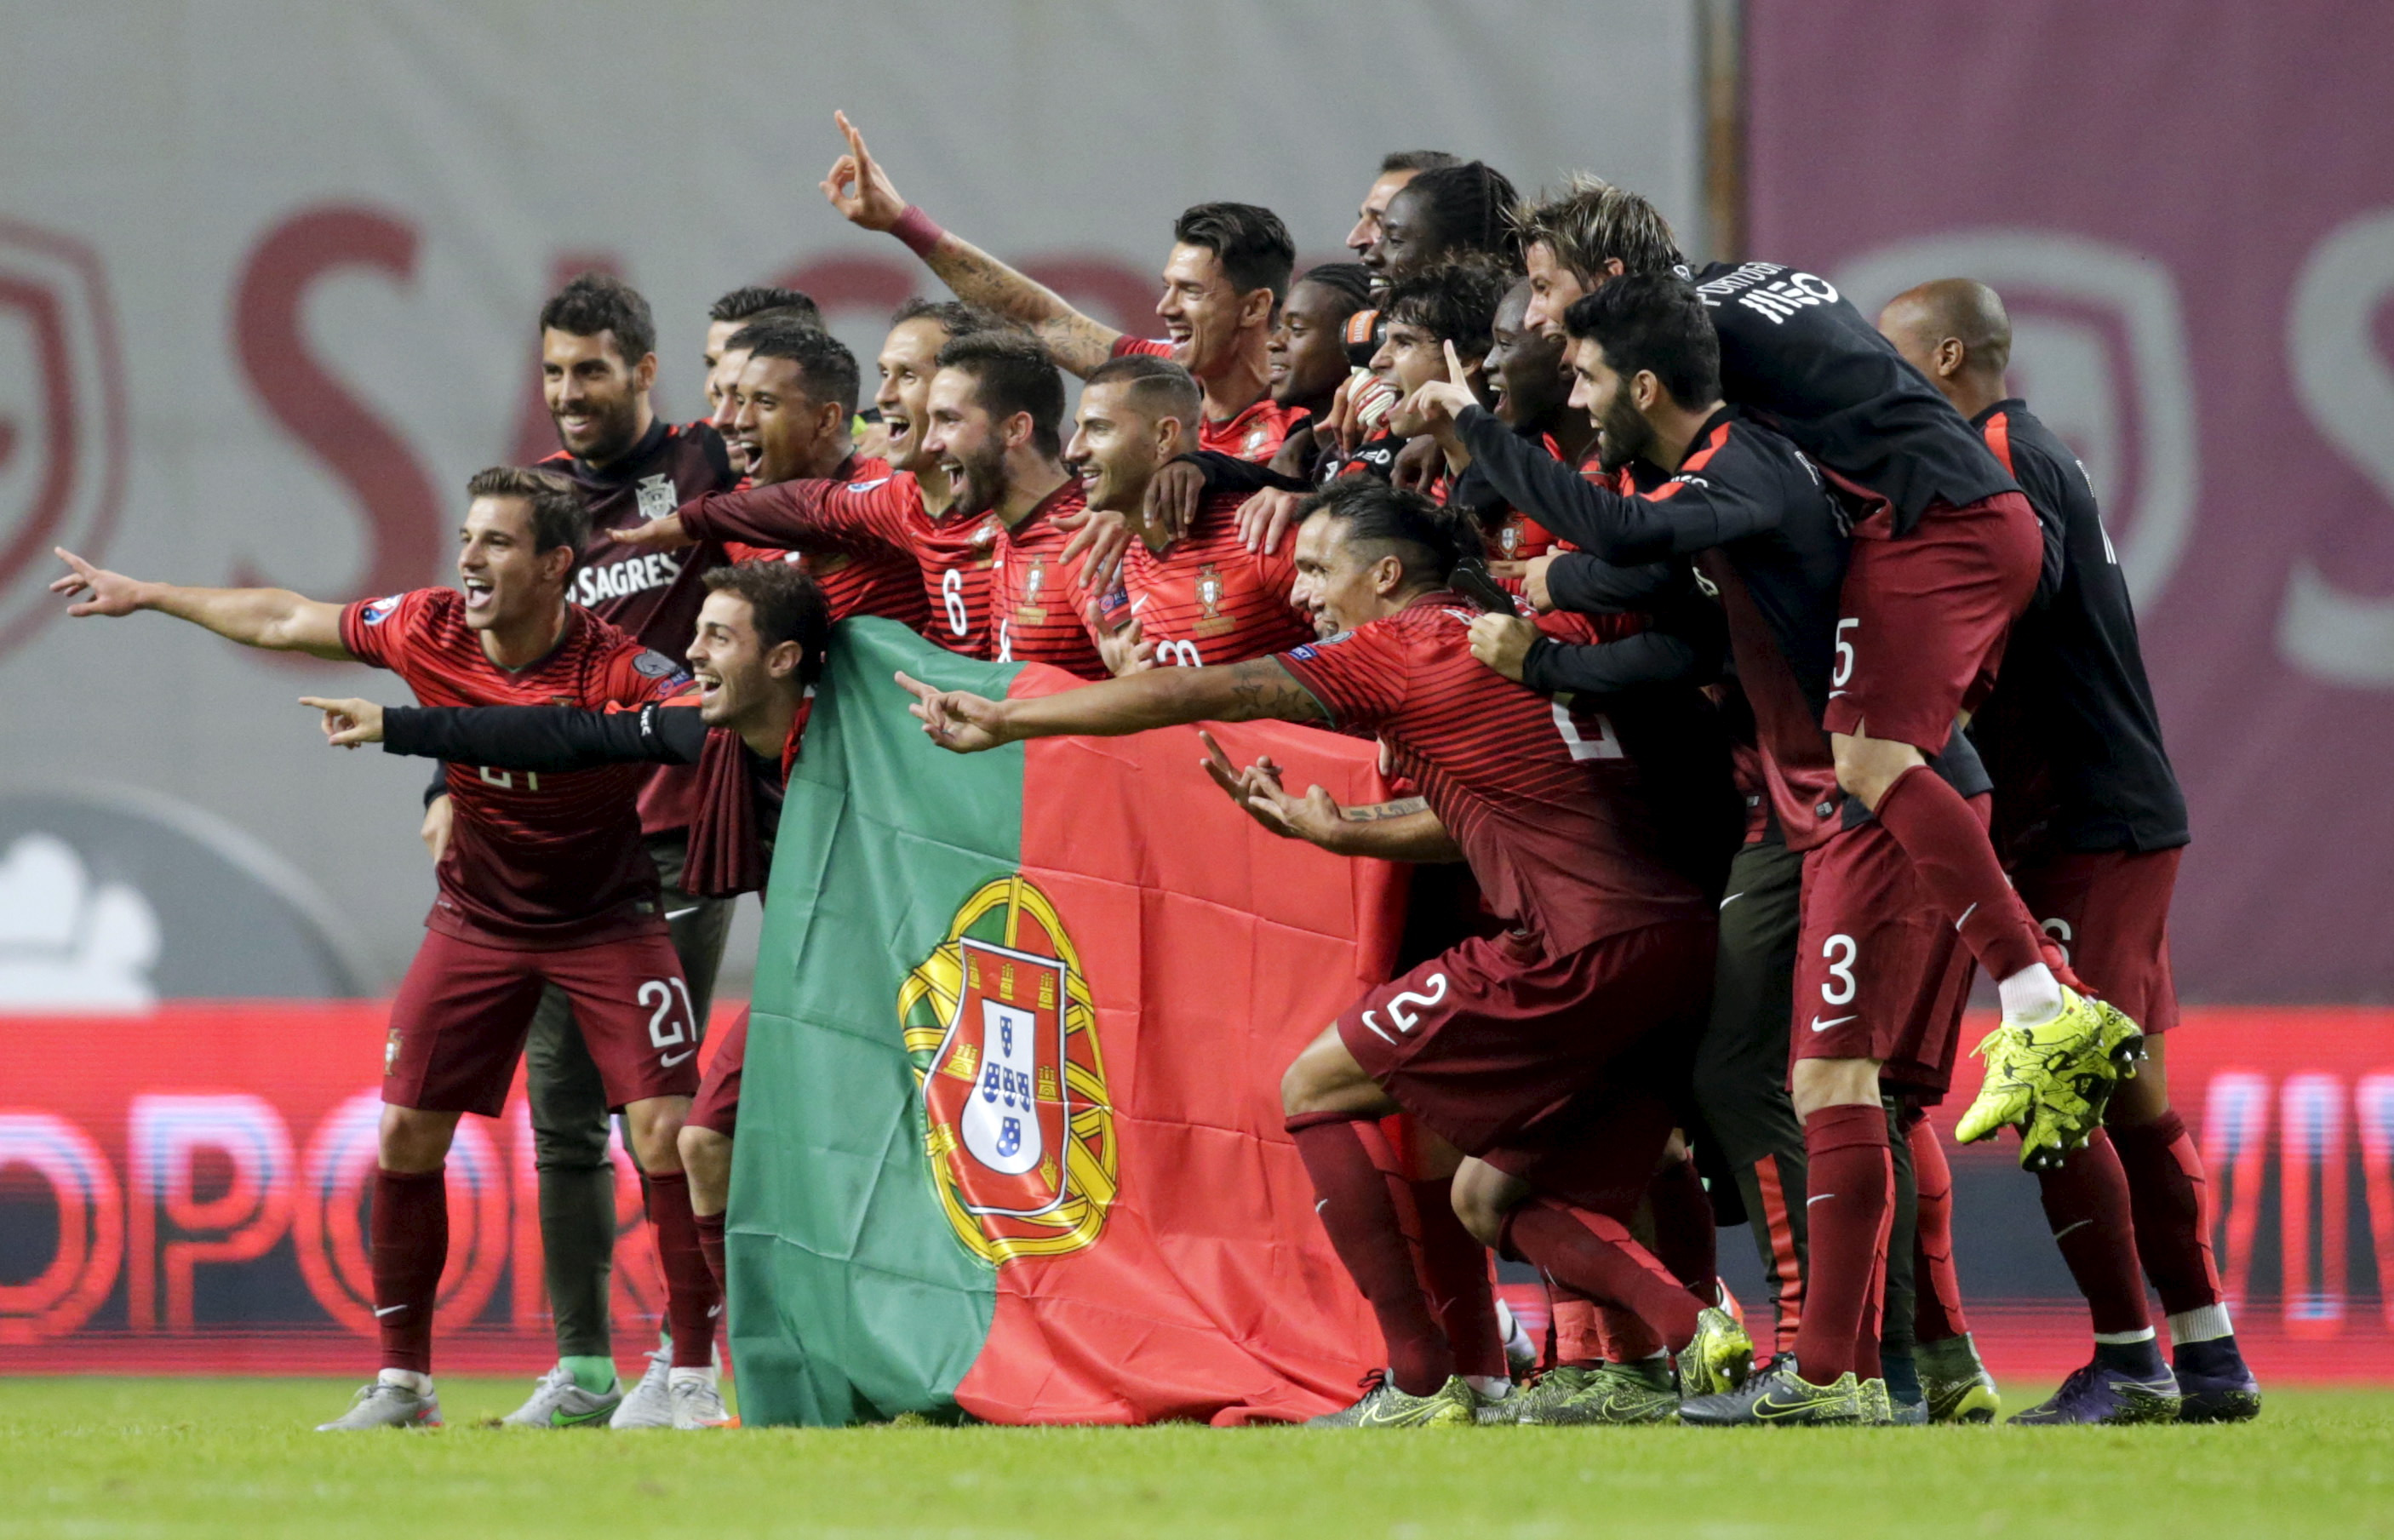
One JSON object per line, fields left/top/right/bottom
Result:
{"left": 694, "top": 1209, "right": 728, "bottom": 1297}
{"left": 1793, "top": 1106, "right": 1893, "bottom": 1383}
{"left": 1648, "top": 1155, "right": 1718, "bottom": 1299}
{"left": 1906, "top": 1117, "right": 1971, "bottom": 1341}
{"left": 2034, "top": 1128, "right": 2151, "bottom": 1335}
{"left": 1500, "top": 1199, "right": 1702, "bottom": 1353}
{"left": 370, "top": 1167, "right": 448, "bottom": 1375}
{"left": 1872, "top": 766, "right": 2046, "bottom": 983}
{"left": 1288, "top": 1113, "right": 1452, "bottom": 1394}
{"left": 1409, "top": 1177, "right": 1504, "bottom": 1379}
{"left": 2110, "top": 1111, "right": 2223, "bottom": 1314}
{"left": 644, "top": 1170, "right": 721, "bottom": 1369}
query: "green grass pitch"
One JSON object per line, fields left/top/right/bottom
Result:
{"left": 3, "top": 1377, "right": 2390, "bottom": 1538}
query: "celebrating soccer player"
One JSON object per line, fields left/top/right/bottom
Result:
{"left": 50, "top": 469, "right": 727, "bottom": 1431}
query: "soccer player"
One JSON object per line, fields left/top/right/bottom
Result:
{"left": 304, "top": 560, "right": 832, "bottom": 1339}
{"left": 1356, "top": 161, "right": 1522, "bottom": 294}
{"left": 897, "top": 478, "right": 1750, "bottom": 1428}
{"left": 1882, "top": 278, "right": 2252, "bottom": 1423}
{"left": 1508, "top": 178, "right": 2135, "bottom": 1165}
{"left": 1264, "top": 263, "right": 1376, "bottom": 474}
{"left": 875, "top": 298, "right": 1011, "bottom": 515}
{"left": 820, "top": 112, "right": 1299, "bottom": 461}
{"left": 50, "top": 469, "right": 726, "bottom": 1431}
{"left": 484, "top": 273, "right": 746, "bottom": 1428}
{"left": 718, "top": 318, "right": 929, "bottom": 631}
{"left": 702, "top": 285, "right": 822, "bottom": 424}
{"left": 1063, "top": 356, "right": 1314, "bottom": 672}
{"left": 1346, "top": 150, "right": 1461, "bottom": 267}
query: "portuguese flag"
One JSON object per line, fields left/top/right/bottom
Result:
{"left": 727, "top": 618, "right": 1407, "bottom": 1425}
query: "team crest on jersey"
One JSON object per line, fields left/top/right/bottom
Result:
{"left": 1498, "top": 521, "right": 1522, "bottom": 557}
{"left": 634, "top": 474, "right": 678, "bottom": 524}
{"left": 359, "top": 596, "right": 400, "bottom": 626}
{"left": 1242, "top": 421, "right": 1271, "bottom": 457}
{"left": 1013, "top": 558, "right": 1049, "bottom": 624}
{"left": 1193, "top": 563, "right": 1234, "bottom": 638}
{"left": 901, "top": 875, "right": 1116, "bottom": 1266}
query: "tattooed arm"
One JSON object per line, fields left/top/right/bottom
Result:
{"left": 821, "top": 112, "right": 1121, "bottom": 375}
{"left": 896, "top": 656, "right": 1328, "bottom": 754}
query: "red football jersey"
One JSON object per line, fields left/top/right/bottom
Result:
{"left": 1085, "top": 489, "right": 1313, "bottom": 668}
{"left": 679, "top": 471, "right": 1004, "bottom": 656}
{"left": 340, "top": 588, "right": 689, "bottom": 947}
{"left": 1109, "top": 336, "right": 1297, "bottom": 461}
{"left": 719, "top": 457, "right": 932, "bottom": 630}
{"left": 1274, "top": 593, "right": 1706, "bottom": 956}
{"left": 988, "top": 479, "right": 1107, "bottom": 678}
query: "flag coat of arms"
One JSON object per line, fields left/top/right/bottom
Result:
{"left": 728, "top": 619, "right": 1405, "bottom": 1425}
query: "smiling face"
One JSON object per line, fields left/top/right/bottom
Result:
{"left": 1156, "top": 243, "right": 1259, "bottom": 381}
{"left": 1065, "top": 379, "right": 1183, "bottom": 516}
{"left": 455, "top": 495, "right": 571, "bottom": 633}
{"left": 684, "top": 589, "right": 799, "bottom": 730}
{"left": 1521, "top": 241, "right": 1591, "bottom": 341}
{"left": 1346, "top": 169, "right": 1419, "bottom": 262}
{"left": 919, "top": 367, "right": 1008, "bottom": 518}
{"left": 1369, "top": 318, "right": 1454, "bottom": 399}
{"left": 1362, "top": 183, "right": 1457, "bottom": 290}
{"left": 733, "top": 353, "right": 847, "bottom": 486}
{"left": 1269, "top": 278, "right": 1355, "bottom": 409}
{"left": 707, "top": 346, "right": 754, "bottom": 474}
{"left": 874, "top": 316, "right": 951, "bottom": 475}
{"left": 543, "top": 328, "right": 653, "bottom": 464}
{"left": 1486, "top": 280, "right": 1572, "bottom": 430}
{"left": 1290, "top": 512, "right": 1406, "bottom": 634}
{"left": 1566, "top": 335, "right": 1656, "bottom": 474}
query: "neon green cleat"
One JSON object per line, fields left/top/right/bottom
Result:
{"left": 1499, "top": 1365, "right": 1599, "bottom": 1424}
{"left": 1918, "top": 1334, "right": 2002, "bottom": 1423}
{"left": 1956, "top": 988, "right": 2142, "bottom": 1166}
{"left": 1675, "top": 1305, "right": 1755, "bottom": 1399}
{"left": 1858, "top": 1377, "right": 1896, "bottom": 1427}
{"left": 1677, "top": 1362, "right": 1868, "bottom": 1426}
{"left": 1518, "top": 1360, "right": 1678, "bottom": 1426}
{"left": 1306, "top": 1372, "right": 1475, "bottom": 1428}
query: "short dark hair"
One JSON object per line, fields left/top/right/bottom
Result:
{"left": 1384, "top": 255, "right": 1517, "bottom": 361}
{"left": 1296, "top": 262, "right": 1375, "bottom": 318}
{"left": 704, "top": 561, "right": 833, "bottom": 686}
{"left": 708, "top": 284, "right": 822, "bottom": 329}
{"left": 1085, "top": 353, "right": 1204, "bottom": 430}
{"left": 1514, "top": 174, "right": 1685, "bottom": 280}
{"left": 1564, "top": 272, "right": 1721, "bottom": 408}
{"left": 891, "top": 296, "right": 1013, "bottom": 339}
{"left": 1381, "top": 150, "right": 1463, "bottom": 175}
{"left": 730, "top": 317, "right": 861, "bottom": 416}
{"left": 935, "top": 331, "right": 1067, "bottom": 459}
{"left": 1173, "top": 202, "right": 1297, "bottom": 304}
{"left": 467, "top": 467, "right": 589, "bottom": 559}
{"left": 1394, "top": 162, "right": 1523, "bottom": 265}
{"left": 1297, "top": 478, "right": 1474, "bottom": 586}
{"left": 539, "top": 272, "right": 656, "bottom": 367}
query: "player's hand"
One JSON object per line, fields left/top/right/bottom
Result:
{"left": 822, "top": 110, "right": 908, "bottom": 232}
{"left": 1397, "top": 341, "right": 1480, "bottom": 430}
{"left": 1144, "top": 458, "right": 1205, "bottom": 542}
{"left": 1236, "top": 487, "right": 1305, "bottom": 555}
{"left": 1199, "top": 731, "right": 1314, "bottom": 839}
{"left": 896, "top": 670, "right": 1011, "bottom": 753}
{"left": 49, "top": 548, "right": 146, "bottom": 617}
{"left": 420, "top": 794, "right": 453, "bottom": 864}
{"left": 301, "top": 696, "right": 384, "bottom": 747}
{"left": 1056, "top": 505, "right": 1131, "bottom": 593}
{"left": 614, "top": 515, "right": 692, "bottom": 552}
{"left": 1517, "top": 552, "right": 1558, "bottom": 613}
{"left": 1092, "top": 600, "right": 1154, "bottom": 677}
{"left": 1468, "top": 613, "right": 1540, "bottom": 683}
{"left": 1389, "top": 433, "right": 1443, "bottom": 492}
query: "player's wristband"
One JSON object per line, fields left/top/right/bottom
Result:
{"left": 890, "top": 204, "right": 945, "bottom": 258}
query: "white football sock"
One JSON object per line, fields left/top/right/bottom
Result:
{"left": 378, "top": 1368, "right": 432, "bottom": 1396}
{"left": 2168, "top": 1303, "right": 2234, "bottom": 1345}
{"left": 668, "top": 1365, "right": 719, "bottom": 1388}
{"left": 1996, "top": 962, "right": 2065, "bottom": 1025}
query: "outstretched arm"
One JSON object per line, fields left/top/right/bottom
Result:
{"left": 822, "top": 111, "right": 1121, "bottom": 375}
{"left": 1197, "top": 730, "right": 1458, "bottom": 862}
{"left": 52, "top": 547, "right": 351, "bottom": 660}
{"left": 898, "top": 656, "right": 1326, "bottom": 753}
{"left": 303, "top": 696, "right": 710, "bottom": 770}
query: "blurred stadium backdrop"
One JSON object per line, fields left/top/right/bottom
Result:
{"left": 3, "top": 0, "right": 2391, "bottom": 1386}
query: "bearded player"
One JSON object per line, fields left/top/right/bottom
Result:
{"left": 50, "top": 469, "right": 725, "bottom": 1431}
{"left": 897, "top": 478, "right": 1750, "bottom": 1427}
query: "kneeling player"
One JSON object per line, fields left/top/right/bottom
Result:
{"left": 52, "top": 471, "right": 724, "bottom": 1431}
{"left": 897, "top": 479, "right": 1750, "bottom": 1427}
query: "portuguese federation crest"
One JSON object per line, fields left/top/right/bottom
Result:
{"left": 901, "top": 875, "right": 1117, "bottom": 1264}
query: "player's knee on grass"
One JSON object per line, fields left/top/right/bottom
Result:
{"left": 1451, "top": 1158, "right": 1529, "bottom": 1251}
{"left": 1278, "top": 1025, "right": 1392, "bottom": 1118}
{"left": 377, "top": 1104, "right": 461, "bottom": 1172}
{"left": 1790, "top": 1056, "right": 1883, "bottom": 1118}
{"left": 623, "top": 1095, "right": 690, "bottom": 1175}
{"left": 679, "top": 1124, "right": 733, "bottom": 1212}
{"left": 1830, "top": 730, "right": 1928, "bottom": 811}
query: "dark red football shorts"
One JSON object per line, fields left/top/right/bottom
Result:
{"left": 688, "top": 1005, "right": 748, "bottom": 1136}
{"left": 384, "top": 928, "right": 702, "bottom": 1116}
{"left": 1336, "top": 918, "right": 1714, "bottom": 1160}
{"left": 2013, "top": 846, "right": 2182, "bottom": 1036}
{"left": 1792, "top": 816, "right": 1978, "bottom": 1100}
{"left": 1822, "top": 491, "right": 2041, "bottom": 753}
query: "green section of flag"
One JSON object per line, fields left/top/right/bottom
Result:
{"left": 726, "top": 618, "right": 1025, "bottom": 1427}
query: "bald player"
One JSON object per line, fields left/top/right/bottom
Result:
{"left": 1881, "top": 279, "right": 2249, "bottom": 1424}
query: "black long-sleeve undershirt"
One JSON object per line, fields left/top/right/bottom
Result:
{"left": 384, "top": 701, "right": 710, "bottom": 771}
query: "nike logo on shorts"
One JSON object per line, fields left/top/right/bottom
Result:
{"left": 662, "top": 1049, "right": 696, "bottom": 1066}
{"left": 666, "top": 906, "right": 701, "bottom": 921}
{"left": 375, "top": 1304, "right": 407, "bottom": 1317}
{"left": 1719, "top": 891, "right": 1745, "bottom": 910}
{"left": 1808, "top": 1014, "right": 1858, "bottom": 1033}
{"left": 1807, "top": 1194, "right": 1836, "bottom": 1205}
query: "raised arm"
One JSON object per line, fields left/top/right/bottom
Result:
{"left": 898, "top": 655, "right": 1326, "bottom": 753}
{"left": 52, "top": 547, "right": 351, "bottom": 660}
{"left": 821, "top": 111, "right": 1121, "bottom": 375}
{"left": 303, "top": 696, "right": 710, "bottom": 770}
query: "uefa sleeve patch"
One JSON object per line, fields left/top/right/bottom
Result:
{"left": 847, "top": 477, "right": 891, "bottom": 494}
{"left": 633, "top": 650, "right": 684, "bottom": 679}
{"left": 359, "top": 596, "right": 401, "bottom": 625}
